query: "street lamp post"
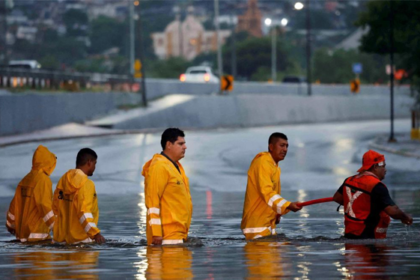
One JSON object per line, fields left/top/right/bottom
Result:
{"left": 214, "top": 0, "right": 223, "bottom": 93}
{"left": 265, "top": 18, "right": 288, "bottom": 83}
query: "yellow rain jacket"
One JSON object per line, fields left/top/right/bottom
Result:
{"left": 142, "top": 154, "right": 193, "bottom": 245}
{"left": 6, "top": 145, "right": 56, "bottom": 242}
{"left": 52, "top": 169, "right": 100, "bottom": 244}
{"left": 241, "top": 152, "right": 291, "bottom": 240}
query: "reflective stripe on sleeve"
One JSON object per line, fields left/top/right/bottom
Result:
{"left": 276, "top": 199, "right": 288, "bottom": 214}
{"left": 8, "top": 212, "right": 15, "bottom": 221}
{"left": 43, "top": 210, "right": 54, "bottom": 223}
{"left": 79, "top": 213, "right": 94, "bottom": 224}
{"left": 253, "top": 235, "right": 263, "bottom": 239}
{"left": 6, "top": 220, "right": 15, "bottom": 229}
{"left": 162, "top": 239, "right": 183, "bottom": 245}
{"left": 84, "top": 222, "right": 98, "bottom": 233}
{"left": 20, "top": 239, "right": 27, "bottom": 242}
{"left": 148, "top": 208, "right": 160, "bottom": 215}
{"left": 28, "top": 233, "right": 49, "bottom": 239}
{"left": 242, "top": 226, "right": 271, "bottom": 234}
{"left": 376, "top": 227, "right": 387, "bottom": 233}
{"left": 268, "top": 194, "right": 282, "bottom": 207}
{"left": 149, "top": 218, "right": 162, "bottom": 226}
{"left": 49, "top": 222, "right": 54, "bottom": 230}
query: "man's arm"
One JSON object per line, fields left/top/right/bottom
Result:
{"left": 77, "top": 181, "right": 104, "bottom": 244}
{"left": 374, "top": 183, "right": 413, "bottom": 226}
{"left": 34, "top": 176, "right": 55, "bottom": 232}
{"left": 384, "top": 205, "right": 413, "bottom": 225}
{"left": 333, "top": 191, "right": 344, "bottom": 205}
{"left": 255, "top": 160, "right": 301, "bottom": 215}
{"left": 145, "top": 164, "right": 168, "bottom": 245}
{"left": 6, "top": 196, "right": 16, "bottom": 235}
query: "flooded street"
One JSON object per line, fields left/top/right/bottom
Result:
{"left": 1, "top": 119, "right": 419, "bottom": 279}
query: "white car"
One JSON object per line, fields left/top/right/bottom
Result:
{"left": 180, "top": 66, "right": 219, "bottom": 84}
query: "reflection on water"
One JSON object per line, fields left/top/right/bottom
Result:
{"left": 244, "top": 241, "right": 290, "bottom": 279}
{"left": 146, "top": 246, "right": 193, "bottom": 280}
{"left": 12, "top": 250, "right": 99, "bottom": 279}
{"left": 342, "top": 243, "right": 391, "bottom": 280}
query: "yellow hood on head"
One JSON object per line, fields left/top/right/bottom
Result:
{"left": 57, "top": 169, "right": 88, "bottom": 194}
{"left": 32, "top": 145, "right": 57, "bottom": 176}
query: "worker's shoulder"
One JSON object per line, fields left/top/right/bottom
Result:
{"left": 150, "top": 155, "right": 172, "bottom": 170}
{"left": 252, "top": 152, "right": 276, "bottom": 167}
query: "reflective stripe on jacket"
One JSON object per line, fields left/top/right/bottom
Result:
{"left": 6, "top": 145, "right": 56, "bottom": 242}
{"left": 142, "top": 154, "right": 193, "bottom": 245}
{"left": 241, "top": 152, "right": 291, "bottom": 240}
{"left": 53, "top": 169, "right": 100, "bottom": 244}
{"left": 343, "top": 172, "right": 391, "bottom": 239}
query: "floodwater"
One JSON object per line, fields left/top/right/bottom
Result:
{"left": 0, "top": 119, "right": 419, "bottom": 279}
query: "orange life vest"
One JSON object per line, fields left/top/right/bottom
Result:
{"left": 343, "top": 172, "right": 391, "bottom": 239}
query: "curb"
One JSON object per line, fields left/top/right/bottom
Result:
{"left": 368, "top": 138, "right": 420, "bottom": 159}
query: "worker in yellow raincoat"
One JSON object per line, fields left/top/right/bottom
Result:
{"left": 142, "top": 128, "right": 193, "bottom": 246}
{"left": 241, "top": 133, "right": 302, "bottom": 240}
{"left": 53, "top": 148, "right": 105, "bottom": 244}
{"left": 6, "top": 145, "right": 56, "bottom": 242}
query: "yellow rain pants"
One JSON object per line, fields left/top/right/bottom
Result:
{"left": 53, "top": 169, "right": 100, "bottom": 244}
{"left": 6, "top": 145, "right": 56, "bottom": 242}
{"left": 241, "top": 152, "right": 291, "bottom": 240}
{"left": 142, "top": 154, "right": 193, "bottom": 245}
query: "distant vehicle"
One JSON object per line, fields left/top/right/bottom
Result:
{"left": 282, "top": 76, "right": 306, "bottom": 83}
{"left": 180, "top": 66, "right": 219, "bottom": 84}
{"left": 8, "top": 60, "right": 41, "bottom": 69}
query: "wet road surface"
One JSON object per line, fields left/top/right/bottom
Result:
{"left": 0, "top": 119, "right": 419, "bottom": 279}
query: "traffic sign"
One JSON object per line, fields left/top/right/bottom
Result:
{"left": 350, "top": 79, "right": 360, "bottom": 93}
{"left": 134, "top": 59, "right": 142, "bottom": 78}
{"left": 352, "top": 63, "right": 362, "bottom": 74}
{"left": 221, "top": 75, "right": 233, "bottom": 91}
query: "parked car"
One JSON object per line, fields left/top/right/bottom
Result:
{"left": 180, "top": 66, "right": 219, "bottom": 84}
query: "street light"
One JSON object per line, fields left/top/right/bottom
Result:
{"left": 294, "top": 2, "right": 304, "bottom": 10}
{"left": 265, "top": 18, "right": 288, "bottom": 83}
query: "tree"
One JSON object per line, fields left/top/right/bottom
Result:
{"left": 63, "top": 9, "right": 88, "bottom": 37}
{"left": 356, "top": 1, "right": 420, "bottom": 82}
{"left": 89, "top": 16, "right": 127, "bottom": 55}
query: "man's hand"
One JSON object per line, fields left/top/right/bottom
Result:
{"left": 287, "top": 202, "right": 303, "bottom": 212}
{"left": 401, "top": 215, "right": 413, "bottom": 226}
{"left": 275, "top": 214, "right": 281, "bottom": 224}
{"left": 93, "top": 233, "right": 106, "bottom": 244}
{"left": 7, "top": 227, "right": 15, "bottom": 236}
{"left": 152, "top": 236, "right": 163, "bottom": 245}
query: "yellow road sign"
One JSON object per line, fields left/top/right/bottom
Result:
{"left": 221, "top": 75, "right": 234, "bottom": 91}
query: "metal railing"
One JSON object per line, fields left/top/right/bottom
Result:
{"left": 0, "top": 67, "right": 138, "bottom": 92}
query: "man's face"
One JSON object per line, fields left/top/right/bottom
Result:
{"left": 167, "top": 137, "right": 187, "bottom": 161}
{"left": 87, "top": 159, "right": 97, "bottom": 177}
{"left": 269, "top": 138, "right": 289, "bottom": 163}
{"left": 375, "top": 161, "right": 387, "bottom": 180}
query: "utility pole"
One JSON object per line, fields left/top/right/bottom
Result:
{"left": 305, "top": 0, "right": 312, "bottom": 96}
{"left": 230, "top": 13, "right": 236, "bottom": 79}
{"left": 389, "top": 0, "right": 395, "bottom": 142}
{"left": 129, "top": 0, "right": 135, "bottom": 76}
{"left": 214, "top": 0, "right": 223, "bottom": 93}
{"left": 271, "top": 27, "right": 277, "bottom": 82}
{"left": 1, "top": 0, "right": 9, "bottom": 65}
{"left": 135, "top": 0, "right": 147, "bottom": 106}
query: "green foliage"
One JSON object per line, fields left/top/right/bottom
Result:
{"left": 356, "top": 0, "right": 420, "bottom": 102}
{"left": 89, "top": 16, "right": 128, "bottom": 55}
{"left": 147, "top": 57, "right": 192, "bottom": 79}
{"left": 313, "top": 48, "right": 388, "bottom": 84}
{"left": 63, "top": 9, "right": 88, "bottom": 37}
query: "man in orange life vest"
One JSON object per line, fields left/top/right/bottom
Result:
{"left": 333, "top": 150, "right": 413, "bottom": 239}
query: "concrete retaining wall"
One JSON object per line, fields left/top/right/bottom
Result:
{"left": 0, "top": 92, "right": 140, "bottom": 136}
{"left": 112, "top": 94, "right": 414, "bottom": 130}
{"left": 145, "top": 78, "right": 412, "bottom": 100}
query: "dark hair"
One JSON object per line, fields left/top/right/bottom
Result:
{"left": 76, "top": 148, "right": 97, "bottom": 166}
{"left": 268, "top": 132, "right": 288, "bottom": 145}
{"left": 161, "top": 128, "right": 185, "bottom": 150}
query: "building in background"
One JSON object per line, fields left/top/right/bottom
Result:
{"left": 151, "top": 6, "right": 231, "bottom": 61}
{"left": 236, "top": 0, "right": 262, "bottom": 37}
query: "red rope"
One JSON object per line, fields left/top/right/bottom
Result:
{"left": 296, "top": 197, "right": 334, "bottom": 207}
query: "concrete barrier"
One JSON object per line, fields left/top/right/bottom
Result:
{"left": 0, "top": 92, "right": 140, "bottom": 136}
{"left": 108, "top": 94, "right": 414, "bottom": 130}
